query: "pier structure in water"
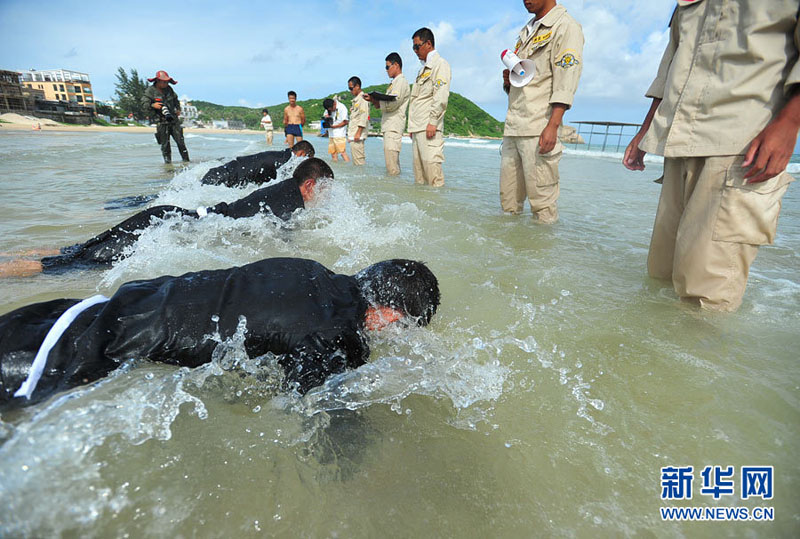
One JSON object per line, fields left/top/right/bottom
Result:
{"left": 570, "top": 121, "right": 642, "bottom": 153}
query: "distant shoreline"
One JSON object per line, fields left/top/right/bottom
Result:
{"left": 0, "top": 122, "right": 266, "bottom": 136}
{"left": 0, "top": 122, "right": 506, "bottom": 141}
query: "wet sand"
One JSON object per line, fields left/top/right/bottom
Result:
{"left": 0, "top": 122, "right": 269, "bottom": 136}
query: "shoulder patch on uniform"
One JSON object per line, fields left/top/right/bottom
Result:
{"left": 434, "top": 79, "right": 447, "bottom": 88}
{"left": 514, "top": 38, "right": 523, "bottom": 54}
{"left": 555, "top": 52, "right": 580, "bottom": 69}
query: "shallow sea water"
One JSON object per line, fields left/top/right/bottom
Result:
{"left": 0, "top": 130, "right": 798, "bottom": 537}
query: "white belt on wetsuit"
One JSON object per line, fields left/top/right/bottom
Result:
{"left": 14, "top": 294, "right": 110, "bottom": 399}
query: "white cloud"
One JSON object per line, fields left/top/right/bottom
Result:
{"left": 414, "top": 2, "right": 674, "bottom": 120}
{"left": 0, "top": 0, "right": 676, "bottom": 119}
{"left": 429, "top": 21, "right": 457, "bottom": 47}
{"left": 237, "top": 98, "right": 265, "bottom": 108}
{"left": 336, "top": 0, "right": 353, "bottom": 12}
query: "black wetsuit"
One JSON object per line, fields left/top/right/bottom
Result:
{"left": 0, "top": 258, "right": 370, "bottom": 408}
{"left": 201, "top": 149, "right": 293, "bottom": 188}
{"left": 41, "top": 179, "right": 305, "bottom": 273}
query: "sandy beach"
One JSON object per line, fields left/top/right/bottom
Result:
{"left": 0, "top": 112, "right": 269, "bottom": 136}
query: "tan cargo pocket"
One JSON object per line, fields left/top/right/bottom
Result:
{"left": 534, "top": 142, "right": 562, "bottom": 187}
{"left": 712, "top": 165, "right": 794, "bottom": 245}
{"left": 426, "top": 135, "right": 445, "bottom": 164}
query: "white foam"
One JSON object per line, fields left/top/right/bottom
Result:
{"left": 183, "top": 134, "right": 255, "bottom": 143}
{"left": 563, "top": 147, "right": 664, "bottom": 163}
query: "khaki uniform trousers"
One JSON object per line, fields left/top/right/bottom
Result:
{"left": 499, "top": 136, "right": 561, "bottom": 223}
{"left": 350, "top": 139, "right": 366, "bottom": 166}
{"left": 411, "top": 131, "right": 444, "bottom": 187}
{"left": 383, "top": 131, "right": 403, "bottom": 176}
{"left": 648, "top": 156, "right": 793, "bottom": 311}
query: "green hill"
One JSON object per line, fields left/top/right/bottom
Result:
{"left": 193, "top": 84, "right": 503, "bottom": 138}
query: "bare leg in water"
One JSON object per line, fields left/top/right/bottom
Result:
{"left": 0, "top": 249, "right": 59, "bottom": 278}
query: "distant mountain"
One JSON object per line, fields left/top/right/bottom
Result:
{"left": 193, "top": 84, "right": 504, "bottom": 138}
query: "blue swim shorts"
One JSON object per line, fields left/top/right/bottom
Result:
{"left": 285, "top": 124, "right": 302, "bottom": 137}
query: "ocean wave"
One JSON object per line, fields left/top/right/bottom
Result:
{"left": 563, "top": 147, "right": 664, "bottom": 163}
{"left": 183, "top": 134, "right": 256, "bottom": 143}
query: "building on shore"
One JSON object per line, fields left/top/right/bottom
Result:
{"left": 19, "top": 68, "right": 96, "bottom": 111}
{"left": 180, "top": 99, "right": 199, "bottom": 126}
{"left": 0, "top": 67, "right": 95, "bottom": 124}
{"left": 0, "top": 70, "right": 31, "bottom": 113}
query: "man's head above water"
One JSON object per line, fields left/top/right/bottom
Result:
{"left": 291, "top": 140, "right": 315, "bottom": 158}
{"left": 355, "top": 259, "right": 440, "bottom": 330}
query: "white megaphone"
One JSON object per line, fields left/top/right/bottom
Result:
{"left": 501, "top": 49, "right": 535, "bottom": 87}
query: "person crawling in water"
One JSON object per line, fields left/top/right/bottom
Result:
{"left": 0, "top": 158, "right": 333, "bottom": 278}
{"left": 0, "top": 257, "right": 440, "bottom": 409}
{"left": 201, "top": 140, "right": 315, "bottom": 188}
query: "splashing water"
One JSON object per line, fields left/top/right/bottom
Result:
{"left": 2, "top": 132, "right": 797, "bottom": 537}
{"left": 0, "top": 308, "right": 511, "bottom": 535}
{"left": 99, "top": 177, "right": 423, "bottom": 287}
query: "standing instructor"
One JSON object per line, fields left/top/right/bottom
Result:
{"left": 408, "top": 27, "right": 451, "bottom": 187}
{"left": 372, "top": 52, "right": 410, "bottom": 176}
{"left": 500, "top": 0, "right": 583, "bottom": 223}
{"left": 347, "top": 77, "right": 370, "bottom": 166}
{"left": 623, "top": 0, "right": 798, "bottom": 311}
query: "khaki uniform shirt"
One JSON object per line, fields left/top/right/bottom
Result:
{"left": 504, "top": 5, "right": 584, "bottom": 137}
{"left": 640, "top": 0, "right": 800, "bottom": 157}
{"left": 348, "top": 92, "right": 370, "bottom": 140}
{"left": 408, "top": 50, "right": 452, "bottom": 133}
{"left": 380, "top": 73, "right": 410, "bottom": 134}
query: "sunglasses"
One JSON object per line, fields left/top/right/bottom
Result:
{"left": 385, "top": 64, "right": 392, "bottom": 70}
{"left": 348, "top": 85, "right": 355, "bottom": 90}
{"left": 412, "top": 43, "right": 422, "bottom": 51}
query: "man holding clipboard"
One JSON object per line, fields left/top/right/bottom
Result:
{"left": 366, "top": 52, "right": 410, "bottom": 176}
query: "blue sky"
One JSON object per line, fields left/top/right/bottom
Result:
{"left": 0, "top": 0, "right": 676, "bottom": 124}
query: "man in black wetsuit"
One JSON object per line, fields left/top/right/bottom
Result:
{"left": 0, "top": 257, "right": 440, "bottom": 408}
{"left": 0, "top": 158, "right": 333, "bottom": 277}
{"left": 201, "top": 140, "right": 316, "bottom": 188}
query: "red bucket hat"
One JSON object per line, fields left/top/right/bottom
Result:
{"left": 147, "top": 70, "right": 177, "bottom": 84}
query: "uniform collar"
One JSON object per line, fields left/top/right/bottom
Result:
{"left": 424, "top": 49, "right": 440, "bottom": 68}
{"left": 524, "top": 4, "right": 566, "bottom": 35}
{"left": 539, "top": 4, "right": 566, "bottom": 27}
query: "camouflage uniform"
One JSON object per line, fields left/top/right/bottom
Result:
{"left": 142, "top": 84, "right": 189, "bottom": 163}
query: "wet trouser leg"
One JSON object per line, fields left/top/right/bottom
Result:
{"left": 170, "top": 122, "right": 189, "bottom": 162}
{"left": 157, "top": 123, "right": 171, "bottom": 163}
{"left": 648, "top": 156, "right": 793, "bottom": 311}
{"left": 499, "top": 136, "right": 560, "bottom": 223}
{"left": 411, "top": 131, "right": 444, "bottom": 187}
{"left": 383, "top": 131, "right": 402, "bottom": 176}
{"left": 350, "top": 140, "right": 366, "bottom": 165}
